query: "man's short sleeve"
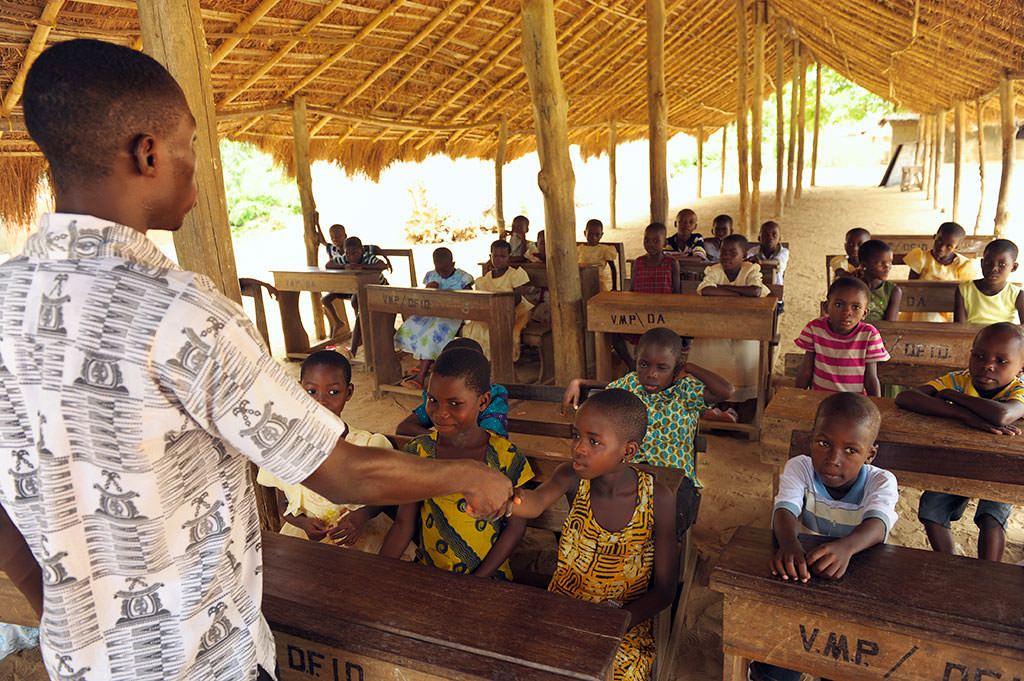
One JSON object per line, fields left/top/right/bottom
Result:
{"left": 861, "top": 467, "right": 899, "bottom": 539}
{"left": 156, "top": 309, "right": 344, "bottom": 486}
{"left": 773, "top": 456, "right": 811, "bottom": 521}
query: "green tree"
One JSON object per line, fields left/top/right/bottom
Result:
{"left": 219, "top": 140, "right": 301, "bottom": 235}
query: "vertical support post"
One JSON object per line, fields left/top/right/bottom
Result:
{"left": 923, "top": 114, "right": 933, "bottom": 201}
{"left": 774, "top": 18, "right": 785, "bottom": 217}
{"left": 495, "top": 116, "right": 507, "bottom": 233}
{"left": 137, "top": 0, "right": 241, "bottom": 303}
{"left": 292, "top": 95, "right": 325, "bottom": 340}
{"left": 720, "top": 125, "right": 728, "bottom": 194}
{"left": 994, "top": 71, "right": 1015, "bottom": 237}
{"left": 520, "top": 0, "right": 585, "bottom": 384}
{"left": 953, "top": 101, "right": 964, "bottom": 222}
{"left": 914, "top": 115, "right": 924, "bottom": 167}
{"left": 609, "top": 115, "right": 617, "bottom": 229}
{"left": 646, "top": 0, "right": 668, "bottom": 225}
{"left": 750, "top": 0, "right": 765, "bottom": 236}
{"left": 933, "top": 109, "right": 945, "bottom": 211}
{"left": 785, "top": 41, "right": 799, "bottom": 206}
{"left": 811, "top": 61, "right": 822, "bottom": 186}
{"left": 696, "top": 124, "right": 704, "bottom": 198}
{"left": 795, "top": 48, "right": 807, "bottom": 199}
{"left": 974, "top": 99, "right": 986, "bottom": 234}
{"left": 735, "top": 0, "right": 750, "bottom": 234}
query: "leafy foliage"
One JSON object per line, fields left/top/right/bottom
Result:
{"left": 403, "top": 181, "right": 494, "bottom": 244}
{"left": 220, "top": 140, "right": 301, "bottom": 235}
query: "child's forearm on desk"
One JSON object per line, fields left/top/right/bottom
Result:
{"left": 940, "top": 390, "right": 1024, "bottom": 426}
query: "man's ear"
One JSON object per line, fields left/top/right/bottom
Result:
{"left": 477, "top": 390, "right": 492, "bottom": 414}
{"left": 865, "top": 443, "right": 878, "bottom": 465}
{"left": 622, "top": 440, "right": 640, "bottom": 462}
{"left": 131, "top": 133, "right": 158, "bottom": 177}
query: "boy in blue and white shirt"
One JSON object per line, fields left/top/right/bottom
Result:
{"left": 750, "top": 391, "right": 898, "bottom": 681}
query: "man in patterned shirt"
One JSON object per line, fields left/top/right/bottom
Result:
{"left": 0, "top": 39, "right": 514, "bottom": 681}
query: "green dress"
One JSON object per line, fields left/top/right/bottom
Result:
{"left": 865, "top": 280, "right": 896, "bottom": 322}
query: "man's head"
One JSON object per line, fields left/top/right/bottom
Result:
{"left": 24, "top": 39, "right": 197, "bottom": 230}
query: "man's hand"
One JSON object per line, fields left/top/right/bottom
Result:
{"left": 462, "top": 463, "right": 514, "bottom": 521}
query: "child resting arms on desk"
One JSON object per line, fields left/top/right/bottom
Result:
{"left": 896, "top": 322, "right": 1024, "bottom": 562}
{"left": 512, "top": 389, "right": 677, "bottom": 681}
{"left": 751, "top": 392, "right": 898, "bottom": 681}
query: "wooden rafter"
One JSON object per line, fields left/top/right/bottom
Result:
{"left": 210, "top": 0, "right": 282, "bottom": 67}
{"left": 2, "top": 0, "right": 66, "bottom": 116}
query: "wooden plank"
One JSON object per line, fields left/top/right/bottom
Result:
{"left": 994, "top": 70, "right": 1015, "bottom": 237}
{"left": 783, "top": 353, "right": 957, "bottom": 388}
{"left": 587, "top": 291, "right": 777, "bottom": 340}
{"left": 376, "top": 248, "right": 417, "bottom": 288}
{"left": 677, "top": 260, "right": 777, "bottom": 288}
{"left": 811, "top": 61, "right": 821, "bottom": 186}
{"left": 872, "top": 320, "right": 995, "bottom": 367}
{"left": 647, "top": 0, "right": 669, "bottom": 225}
{"left": 577, "top": 241, "right": 626, "bottom": 291}
{"left": 735, "top": 0, "right": 750, "bottom": 234}
{"left": 495, "top": 116, "right": 507, "bottom": 234}
{"left": 774, "top": 19, "right": 785, "bottom": 218}
{"left": 750, "top": 1, "right": 765, "bottom": 236}
{"left": 696, "top": 123, "right": 704, "bottom": 199}
{"left": 794, "top": 44, "right": 807, "bottom": 200}
{"left": 827, "top": 233, "right": 991, "bottom": 258}
{"left": 292, "top": 96, "right": 325, "bottom": 340}
{"left": 609, "top": 116, "right": 618, "bottom": 230}
{"left": 953, "top": 100, "right": 965, "bottom": 223}
{"left": 785, "top": 41, "right": 798, "bottom": 206}
{"left": 263, "top": 532, "right": 628, "bottom": 681}
{"left": 1, "top": 0, "right": 65, "bottom": 115}
{"left": 933, "top": 109, "right": 945, "bottom": 211}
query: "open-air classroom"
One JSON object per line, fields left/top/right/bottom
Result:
{"left": 1, "top": 2, "right": 1024, "bottom": 681}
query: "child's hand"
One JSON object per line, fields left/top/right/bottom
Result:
{"left": 770, "top": 545, "right": 810, "bottom": 582}
{"left": 561, "top": 380, "right": 582, "bottom": 416}
{"left": 960, "top": 411, "right": 1020, "bottom": 435}
{"left": 329, "top": 513, "right": 365, "bottom": 546}
{"left": 291, "top": 516, "right": 330, "bottom": 541}
{"left": 805, "top": 540, "right": 855, "bottom": 580}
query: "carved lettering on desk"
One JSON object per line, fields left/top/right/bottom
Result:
{"left": 798, "top": 626, "right": 879, "bottom": 667}
{"left": 900, "top": 342, "right": 951, "bottom": 360}
{"left": 944, "top": 662, "right": 1022, "bottom": 681}
{"left": 276, "top": 632, "right": 450, "bottom": 681}
{"left": 382, "top": 293, "right": 432, "bottom": 312}
{"left": 903, "top": 294, "right": 928, "bottom": 309}
{"left": 608, "top": 312, "right": 666, "bottom": 328}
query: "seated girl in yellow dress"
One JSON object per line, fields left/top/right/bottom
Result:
{"left": 512, "top": 389, "right": 677, "bottom": 681}
{"left": 903, "top": 221, "right": 978, "bottom": 322}
{"left": 578, "top": 218, "right": 619, "bottom": 292}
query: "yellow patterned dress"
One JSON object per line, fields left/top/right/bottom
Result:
{"left": 548, "top": 469, "right": 657, "bottom": 681}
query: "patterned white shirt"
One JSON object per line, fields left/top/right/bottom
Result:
{"left": 0, "top": 214, "right": 345, "bottom": 681}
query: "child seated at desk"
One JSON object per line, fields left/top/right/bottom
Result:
{"left": 525, "top": 229, "right": 546, "bottom": 263}
{"left": 396, "top": 338, "right": 510, "bottom": 437}
{"left": 746, "top": 220, "right": 788, "bottom": 286}
{"left": 563, "top": 327, "right": 734, "bottom": 488}
{"left": 578, "top": 219, "right": 618, "bottom": 291}
{"left": 852, "top": 239, "right": 901, "bottom": 322}
{"left": 393, "top": 247, "right": 474, "bottom": 388}
{"left": 954, "top": 239, "right": 1024, "bottom": 324}
{"left": 751, "top": 392, "right": 897, "bottom": 681}
{"left": 829, "top": 227, "right": 870, "bottom": 278}
{"left": 461, "top": 239, "right": 532, "bottom": 362}
{"left": 795, "top": 277, "right": 890, "bottom": 396}
{"left": 905, "top": 221, "right": 977, "bottom": 322}
{"left": 512, "top": 389, "right": 677, "bottom": 681}
{"left": 321, "top": 235, "right": 388, "bottom": 358}
{"left": 690, "top": 234, "right": 769, "bottom": 422}
{"left": 895, "top": 322, "right": 1024, "bottom": 562}
{"left": 664, "top": 208, "right": 707, "bottom": 261}
{"left": 380, "top": 348, "right": 533, "bottom": 579}
{"left": 703, "top": 214, "right": 733, "bottom": 263}
{"left": 257, "top": 351, "right": 393, "bottom": 546}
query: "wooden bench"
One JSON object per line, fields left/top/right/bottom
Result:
{"left": 677, "top": 260, "right": 778, "bottom": 288}
{"left": 587, "top": 291, "right": 779, "bottom": 440}
{"left": 762, "top": 386, "right": 1024, "bottom": 503}
{"left": 817, "top": 280, "right": 1022, "bottom": 314}
{"left": 238, "top": 278, "right": 273, "bottom": 347}
{"left": 271, "top": 267, "right": 381, "bottom": 361}
{"left": 711, "top": 526, "right": 1024, "bottom": 681}
{"left": 576, "top": 240, "right": 626, "bottom": 290}
{"left": 825, "top": 234, "right": 990, "bottom": 284}
{"left": 363, "top": 285, "right": 517, "bottom": 397}
{"left": 782, "top": 321, "right": 1000, "bottom": 387}
{"left": 262, "top": 531, "right": 628, "bottom": 681}
{"left": 376, "top": 248, "right": 417, "bottom": 287}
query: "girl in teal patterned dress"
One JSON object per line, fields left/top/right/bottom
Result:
{"left": 394, "top": 247, "right": 475, "bottom": 387}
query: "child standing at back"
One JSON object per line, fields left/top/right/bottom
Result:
{"left": 830, "top": 227, "right": 870, "bottom": 279}
{"left": 955, "top": 239, "right": 1024, "bottom": 324}
{"left": 853, "top": 239, "right": 902, "bottom": 322}
{"left": 322, "top": 235, "right": 388, "bottom": 358}
{"left": 563, "top": 328, "right": 734, "bottom": 488}
{"left": 795, "top": 277, "right": 890, "bottom": 396}
{"left": 461, "top": 239, "right": 533, "bottom": 362}
{"left": 896, "top": 323, "right": 1024, "bottom": 561}
{"left": 380, "top": 348, "right": 533, "bottom": 579}
{"left": 257, "top": 351, "right": 393, "bottom": 546}
{"left": 703, "top": 214, "right": 733, "bottom": 262}
{"left": 904, "top": 221, "right": 978, "bottom": 322}
{"left": 512, "top": 389, "right": 678, "bottom": 681}
{"left": 503, "top": 214, "right": 531, "bottom": 259}
{"left": 577, "top": 219, "right": 619, "bottom": 291}
{"left": 751, "top": 392, "right": 897, "bottom": 681}
{"left": 393, "top": 247, "right": 475, "bottom": 388}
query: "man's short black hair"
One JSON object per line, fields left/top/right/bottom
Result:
{"left": 301, "top": 350, "right": 352, "bottom": 384}
{"left": 23, "top": 39, "right": 189, "bottom": 191}
{"left": 937, "top": 221, "right": 966, "bottom": 240}
{"left": 857, "top": 239, "right": 892, "bottom": 264}
{"left": 637, "top": 327, "right": 683, "bottom": 363}
{"left": 828, "top": 275, "right": 871, "bottom": 301}
{"left": 432, "top": 347, "right": 490, "bottom": 395}
{"left": 491, "top": 239, "right": 511, "bottom": 254}
{"left": 984, "top": 238, "right": 1019, "bottom": 261}
{"left": 580, "top": 388, "right": 648, "bottom": 444}
{"left": 814, "top": 392, "right": 881, "bottom": 441}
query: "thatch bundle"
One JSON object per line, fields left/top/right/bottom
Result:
{"left": 1, "top": 0, "right": 1022, "bottom": 226}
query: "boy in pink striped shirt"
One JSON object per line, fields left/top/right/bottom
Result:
{"left": 795, "top": 277, "right": 890, "bottom": 396}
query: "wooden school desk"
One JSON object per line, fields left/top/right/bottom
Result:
{"left": 271, "top": 267, "right": 381, "bottom": 360}
{"left": 587, "top": 291, "right": 778, "bottom": 439}
{"left": 824, "top": 233, "right": 990, "bottom": 284}
{"left": 262, "top": 532, "right": 628, "bottom": 681}
{"left": 576, "top": 240, "right": 627, "bottom": 290}
{"left": 711, "top": 526, "right": 1024, "bottom": 681}
{"left": 762, "top": 386, "right": 1024, "bottom": 504}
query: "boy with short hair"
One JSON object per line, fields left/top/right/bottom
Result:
{"left": 504, "top": 214, "right": 531, "bottom": 259}
{"left": 746, "top": 220, "right": 789, "bottom": 286}
{"left": 896, "top": 322, "right": 1024, "bottom": 561}
{"left": 322, "top": 235, "right": 388, "bottom": 357}
{"left": 665, "top": 208, "right": 707, "bottom": 261}
{"left": 751, "top": 392, "right": 898, "bottom": 681}
{"left": 954, "top": 239, "right": 1024, "bottom": 324}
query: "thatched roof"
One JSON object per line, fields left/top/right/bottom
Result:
{"left": 1, "top": 0, "right": 1023, "bottom": 225}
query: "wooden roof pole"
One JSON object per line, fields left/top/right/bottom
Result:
{"left": 1, "top": 1, "right": 66, "bottom": 116}
{"left": 292, "top": 95, "right": 325, "bottom": 340}
{"left": 137, "top": 0, "right": 241, "bottom": 304}
{"left": 696, "top": 124, "right": 704, "bottom": 199}
{"left": 794, "top": 47, "right": 807, "bottom": 200}
{"left": 735, "top": 0, "right": 750, "bottom": 235}
{"left": 774, "top": 17, "right": 785, "bottom": 217}
{"left": 933, "top": 109, "right": 945, "bottom": 211}
{"left": 521, "top": 0, "right": 585, "bottom": 385}
{"left": 785, "top": 41, "right": 798, "bottom": 206}
{"left": 720, "top": 125, "right": 727, "bottom": 194}
{"left": 993, "top": 71, "right": 1015, "bottom": 237}
{"left": 609, "top": 116, "right": 618, "bottom": 229}
{"left": 751, "top": 1, "right": 766, "bottom": 236}
{"left": 922, "top": 115, "right": 933, "bottom": 202}
{"left": 210, "top": 0, "right": 281, "bottom": 67}
{"left": 495, "top": 116, "right": 507, "bottom": 234}
{"left": 648, "top": 0, "right": 669, "bottom": 226}
{"left": 953, "top": 100, "right": 964, "bottom": 223}
{"left": 811, "top": 61, "right": 822, "bottom": 187}
{"left": 974, "top": 98, "right": 986, "bottom": 234}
